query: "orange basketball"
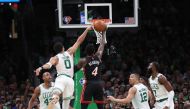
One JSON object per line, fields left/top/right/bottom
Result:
{"left": 93, "top": 20, "right": 107, "bottom": 32}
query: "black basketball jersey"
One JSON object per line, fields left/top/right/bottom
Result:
{"left": 84, "top": 55, "right": 102, "bottom": 81}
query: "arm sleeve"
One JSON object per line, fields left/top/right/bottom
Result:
{"left": 165, "top": 90, "right": 174, "bottom": 107}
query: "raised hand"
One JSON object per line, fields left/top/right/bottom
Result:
{"left": 34, "top": 67, "right": 42, "bottom": 76}
{"left": 87, "top": 25, "right": 93, "bottom": 31}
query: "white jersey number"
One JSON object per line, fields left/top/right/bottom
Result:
{"left": 92, "top": 67, "right": 98, "bottom": 76}
{"left": 44, "top": 98, "right": 52, "bottom": 105}
{"left": 64, "top": 59, "right": 71, "bottom": 69}
{"left": 152, "top": 90, "right": 157, "bottom": 97}
{"left": 140, "top": 91, "right": 148, "bottom": 102}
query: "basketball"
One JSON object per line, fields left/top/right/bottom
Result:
{"left": 93, "top": 20, "right": 107, "bottom": 32}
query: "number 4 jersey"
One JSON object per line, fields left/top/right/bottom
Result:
{"left": 83, "top": 55, "right": 102, "bottom": 81}
{"left": 132, "top": 83, "right": 150, "bottom": 109}
{"left": 39, "top": 82, "right": 60, "bottom": 109}
{"left": 80, "top": 55, "right": 104, "bottom": 104}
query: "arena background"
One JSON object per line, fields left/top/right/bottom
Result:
{"left": 0, "top": 0, "right": 190, "bottom": 109}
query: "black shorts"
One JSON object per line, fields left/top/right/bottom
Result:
{"left": 80, "top": 81, "right": 104, "bottom": 104}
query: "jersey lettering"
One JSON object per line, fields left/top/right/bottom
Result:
{"left": 139, "top": 88, "right": 148, "bottom": 102}
{"left": 84, "top": 56, "right": 101, "bottom": 80}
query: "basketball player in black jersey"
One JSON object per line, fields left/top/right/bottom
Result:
{"left": 76, "top": 34, "right": 106, "bottom": 109}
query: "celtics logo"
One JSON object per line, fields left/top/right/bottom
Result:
{"left": 79, "top": 78, "right": 85, "bottom": 86}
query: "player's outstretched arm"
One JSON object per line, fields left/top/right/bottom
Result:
{"left": 158, "top": 75, "right": 174, "bottom": 109}
{"left": 67, "top": 26, "right": 92, "bottom": 55}
{"left": 107, "top": 87, "right": 136, "bottom": 104}
{"left": 28, "top": 87, "right": 40, "bottom": 109}
{"left": 95, "top": 32, "right": 106, "bottom": 59}
{"left": 35, "top": 56, "right": 58, "bottom": 76}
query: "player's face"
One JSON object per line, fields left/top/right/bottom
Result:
{"left": 43, "top": 72, "right": 52, "bottom": 82}
{"left": 148, "top": 63, "right": 154, "bottom": 73}
{"left": 129, "top": 74, "right": 136, "bottom": 85}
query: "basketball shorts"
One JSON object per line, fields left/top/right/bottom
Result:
{"left": 153, "top": 99, "right": 174, "bottom": 109}
{"left": 80, "top": 81, "right": 104, "bottom": 104}
{"left": 54, "top": 74, "right": 74, "bottom": 99}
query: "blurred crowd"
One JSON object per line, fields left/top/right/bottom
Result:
{"left": 0, "top": 76, "right": 37, "bottom": 109}
{"left": 1, "top": 0, "right": 190, "bottom": 109}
